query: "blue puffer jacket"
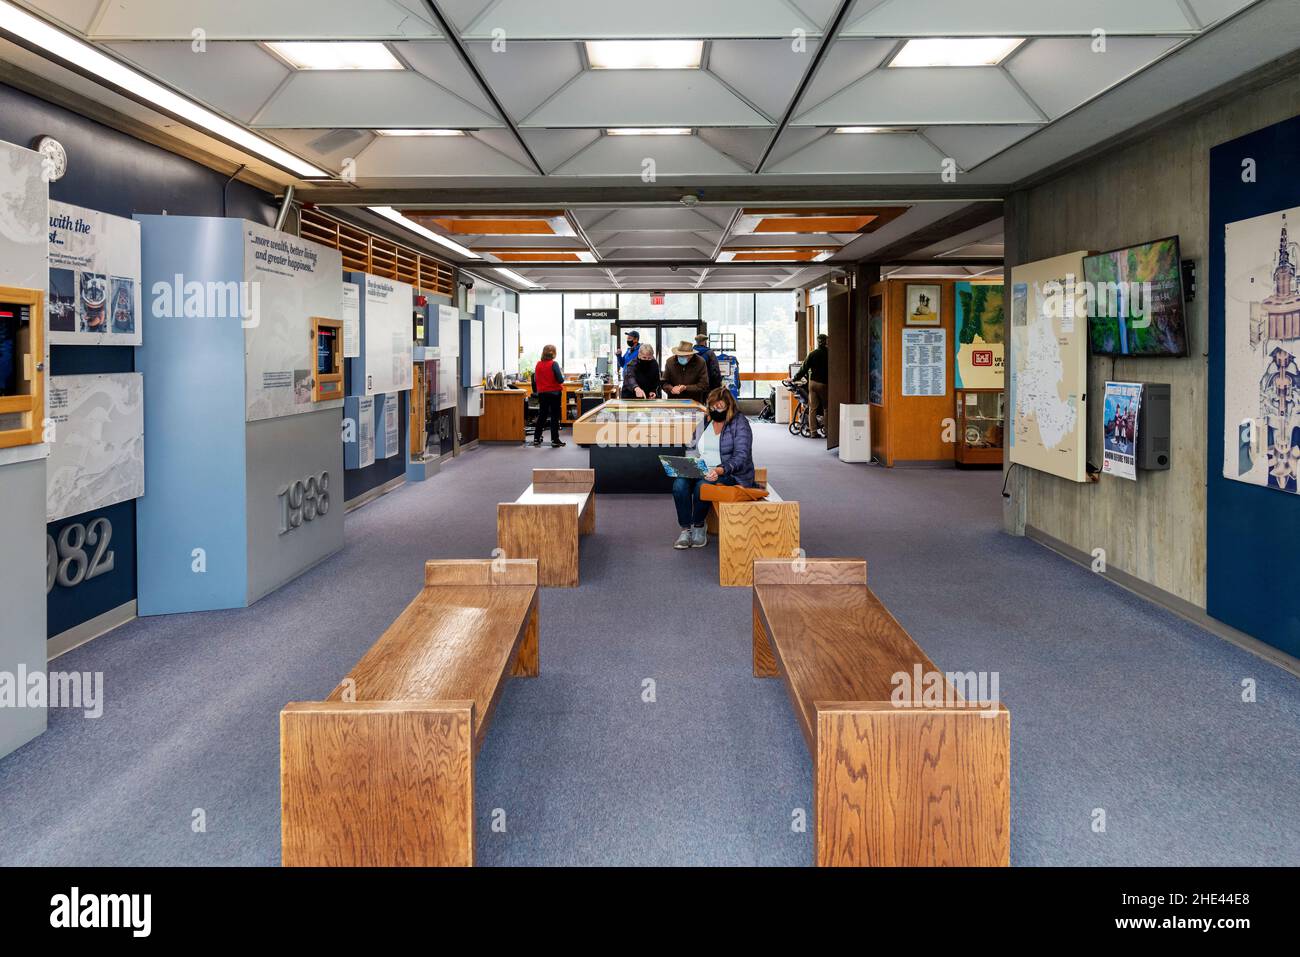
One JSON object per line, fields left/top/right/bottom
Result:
{"left": 691, "top": 413, "right": 756, "bottom": 488}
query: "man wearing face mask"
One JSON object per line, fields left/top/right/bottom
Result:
{"left": 617, "top": 330, "right": 641, "bottom": 372}
{"left": 662, "top": 340, "right": 709, "bottom": 403}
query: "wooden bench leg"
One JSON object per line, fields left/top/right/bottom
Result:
{"left": 281, "top": 701, "right": 475, "bottom": 867}
{"left": 719, "top": 501, "right": 801, "bottom": 587}
{"left": 706, "top": 503, "right": 719, "bottom": 536}
{"left": 813, "top": 702, "right": 1010, "bottom": 867}
{"left": 512, "top": 593, "right": 540, "bottom": 677}
{"left": 579, "top": 495, "right": 595, "bottom": 536}
{"left": 753, "top": 593, "right": 778, "bottom": 678}
{"left": 498, "top": 503, "right": 581, "bottom": 587}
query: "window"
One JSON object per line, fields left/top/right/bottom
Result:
{"left": 563, "top": 292, "right": 617, "bottom": 372}
{"left": 755, "top": 292, "right": 798, "bottom": 396}
{"left": 519, "top": 293, "right": 562, "bottom": 375}
{"left": 619, "top": 293, "right": 698, "bottom": 323}
{"left": 701, "top": 293, "right": 755, "bottom": 396}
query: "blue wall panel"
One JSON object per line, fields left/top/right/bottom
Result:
{"left": 1208, "top": 113, "right": 1300, "bottom": 658}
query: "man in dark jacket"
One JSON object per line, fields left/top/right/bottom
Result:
{"left": 617, "top": 330, "right": 641, "bottom": 371}
{"left": 795, "top": 333, "right": 829, "bottom": 433}
{"left": 694, "top": 334, "right": 722, "bottom": 393}
{"left": 663, "top": 341, "right": 710, "bottom": 403}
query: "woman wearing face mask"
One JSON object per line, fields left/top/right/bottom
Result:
{"left": 621, "top": 343, "right": 662, "bottom": 399}
{"left": 663, "top": 340, "right": 709, "bottom": 403}
{"left": 671, "top": 387, "right": 757, "bottom": 549}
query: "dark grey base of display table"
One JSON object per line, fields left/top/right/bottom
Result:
{"left": 587, "top": 444, "right": 686, "bottom": 493}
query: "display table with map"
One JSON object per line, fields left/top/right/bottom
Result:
{"left": 572, "top": 399, "right": 706, "bottom": 493}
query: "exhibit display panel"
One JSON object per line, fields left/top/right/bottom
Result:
{"left": 354, "top": 274, "right": 414, "bottom": 398}
{"left": 572, "top": 399, "right": 705, "bottom": 447}
{"left": 244, "top": 223, "right": 345, "bottom": 422}
{"left": 135, "top": 216, "right": 344, "bottom": 614}
{"left": 46, "top": 372, "right": 144, "bottom": 523}
{"left": 954, "top": 282, "right": 1006, "bottom": 391}
{"left": 47, "top": 201, "right": 141, "bottom": 347}
{"left": 1008, "top": 252, "right": 1090, "bottom": 483}
{"left": 0, "top": 138, "right": 48, "bottom": 759}
{"left": 1209, "top": 113, "right": 1300, "bottom": 659}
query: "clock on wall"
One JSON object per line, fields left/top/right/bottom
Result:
{"left": 32, "top": 135, "right": 67, "bottom": 182}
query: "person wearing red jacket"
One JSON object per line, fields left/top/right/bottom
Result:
{"left": 532, "top": 345, "right": 566, "bottom": 447}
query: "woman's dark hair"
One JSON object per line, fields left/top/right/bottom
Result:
{"left": 541, "top": 344, "right": 557, "bottom": 361}
{"left": 706, "top": 387, "right": 738, "bottom": 423}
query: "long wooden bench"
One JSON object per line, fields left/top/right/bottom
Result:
{"left": 751, "top": 558, "right": 1010, "bottom": 867}
{"left": 497, "top": 468, "right": 595, "bottom": 588}
{"left": 280, "top": 558, "right": 540, "bottom": 867}
{"left": 706, "top": 467, "right": 801, "bottom": 587}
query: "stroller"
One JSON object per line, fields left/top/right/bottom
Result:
{"left": 783, "top": 378, "right": 825, "bottom": 438}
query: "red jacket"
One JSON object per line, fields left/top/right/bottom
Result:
{"left": 534, "top": 359, "right": 564, "bottom": 394}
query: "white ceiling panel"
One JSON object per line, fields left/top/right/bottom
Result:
{"left": 919, "top": 124, "right": 1040, "bottom": 170}
{"left": 469, "top": 128, "right": 538, "bottom": 171}
{"left": 1186, "top": 0, "right": 1260, "bottom": 27}
{"left": 104, "top": 41, "right": 288, "bottom": 123}
{"left": 18, "top": 0, "right": 101, "bottom": 32}
{"left": 842, "top": 0, "right": 1196, "bottom": 37}
{"left": 551, "top": 134, "right": 748, "bottom": 176}
{"left": 392, "top": 41, "right": 499, "bottom": 116}
{"left": 765, "top": 131, "right": 945, "bottom": 174}
{"left": 603, "top": 246, "right": 716, "bottom": 260}
{"left": 432, "top": 0, "right": 497, "bottom": 31}
{"left": 522, "top": 71, "right": 771, "bottom": 128}
{"left": 351, "top": 135, "right": 535, "bottom": 177}
{"left": 764, "top": 127, "right": 830, "bottom": 167}
{"left": 796, "top": 39, "right": 896, "bottom": 112}
{"left": 593, "top": 231, "right": 722, "bottom": 251}
{"left": 87, "top": 0, "right": 441, "bottom": 39}
{"left": 466, "top": 41, "right": 583, "bottom": 122}
{"left": 696, "top": 128, "right": 771, "bottom": 170}
{"left": 252, "top": 72, "right": 503, "bottom": 128}
{"left": 579, "top": 207, "right": 735, "bottom": 231}
{"left": 793, "top": 67, "right": 1044, "bottom": 126}
{"left": 1006, "top": 37, "right": 1183, "bottom": 119}
{"left": 263, "top": 128, "right": 376, "bottom": 168}
{"left": 460, "top": 0, "right": 822, "bottom": 39}
{"left": 519, "top": 129, "right": 601, "bottom": 173}
{"left": 707, "top": 40, "right": 821, "bottom": 120}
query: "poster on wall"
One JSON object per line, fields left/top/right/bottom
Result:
{"left": 436, "top": 357, "right": 456, "bottom": 411}
{"left": 243, "top": 223, "right": 344, "bottom": 422}
{"left": 46, "top": 373, "right": 145, "bottom": 522}
{"left": 954, "top": 282, "right": 1005, "bottom": 390}
{"left": 342, "top": 281, "right": 360, "bottom": 358}
{"left": 868, "top": 299, "right": 884, "bottom": 405}
{"left": 363, "top": 275, "right": 414, "bottom": 397}
{"left": 383, "top": 393, "right": 400, "bottom": 458}
{"left": 905, "top": 284, "right": 941, "bottom": 326}
{"left": 901, "top": 328, "right": 946, "bottom": 397}
{"left": 47, "top": 202, "right": 142, "bottom": 346}
{"left": 1008, "top": 252, "right": 1090, "bottom": 483}
{"left": 357, "top": 395, "right": 375, "bottom": 468}
{"left": 1102, "top": 381, "right": 1142, "bottom": 482}
{"left": 1223, "top": 207, "right": 1300, "bottom": 494}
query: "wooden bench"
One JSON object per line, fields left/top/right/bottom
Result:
{"left": 280, "top": 559, "right": 540, "bottom": 867}
{"left": 705, "top": 467, "right": 801, "bottom": 587}
{"left": 752, "top": 558, "right": 1010, "bottom": 867}
{"left": 497, "top": 468, "right": 595, "bottom": 588}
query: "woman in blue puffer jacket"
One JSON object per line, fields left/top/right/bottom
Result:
{"left": 671, "top": 387, "right": 756, "bottom": 549}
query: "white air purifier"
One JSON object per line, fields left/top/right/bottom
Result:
{"left": 839, "top": 404, "right": 872, "bottom": 463}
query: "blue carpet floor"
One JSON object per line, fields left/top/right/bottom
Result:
{"left": 1, "top": 423, "right": 1298, "bottom": 866}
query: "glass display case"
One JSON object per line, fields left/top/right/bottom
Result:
{"left": 955, "top": 388, "right": 1005, "bottom": 466}
{"left": 572, "top": 398, "right": 705, "bottom": 447}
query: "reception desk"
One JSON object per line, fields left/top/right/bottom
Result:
{"left": 481, "top": 389, "right": 528, "bottom": 443}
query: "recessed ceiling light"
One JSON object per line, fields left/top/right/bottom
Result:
{"left": 376, "top": 129, "right": 466, "bottom": 137}
{"left": 266, "top": 41, "right": 404, "bottom": 71}
{"left": 606, "top": 128, "right": 693, "bottom": 136}
{"left": 889, "top": 37, "right": 1025, "bottom": 68}
{"left": 585, "top": 40, "right": 704, "bottom": 70}
{"left": 0, "top": 2, "right": 325, "bottom": 177}
{"left": 834, "top": 127, "right": 916, "bottom": 134}
{"left": 369, "top": 207, "right": 479, "bottom": 260}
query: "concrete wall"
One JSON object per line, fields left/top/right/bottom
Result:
{"left": 0, "top": 458, "right": 48, "bottom": 758}
{"left": 1006, "top": 69, "right": 1300, "bottom": 610}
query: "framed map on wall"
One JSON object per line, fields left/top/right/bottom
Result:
{"left": 1008, "top": 252, "right": 1090, "bottom": 483}
{"left": 1223, "top": 206, "right": 1300, "bottom": 494}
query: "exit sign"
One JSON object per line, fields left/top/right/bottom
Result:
{"left": 651, "top": 293, "right": 665, "bottom": 306}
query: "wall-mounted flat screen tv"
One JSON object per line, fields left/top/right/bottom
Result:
{"left": 1084, "top": 235, "right": 1188, "bottom": 357}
